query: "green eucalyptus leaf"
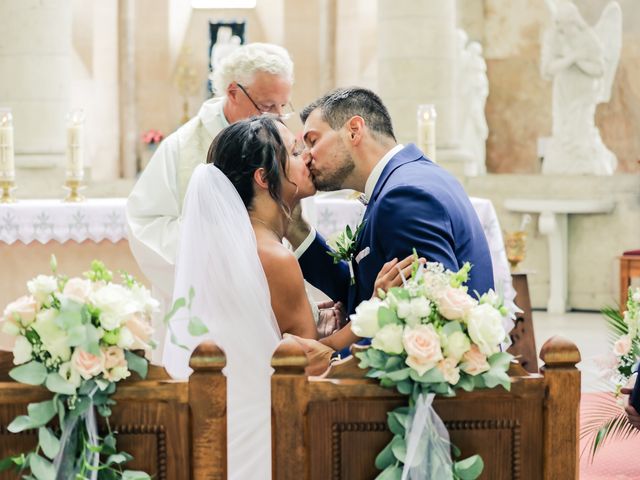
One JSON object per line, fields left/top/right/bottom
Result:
{"left": 188, "top": 316, "right": 209, "bottom": 336}
{"left": 396, "top": 379, "right": 413, "bottom": 395}
{"left": 374, "top": 439, "right": 395, "bottom": 470}
{"left": 375, "top": 464, "right": 402, "bottom": 480}
{"left": 27, "top": 400, "right": 56, "bottom": 425}
{"left": 453, "top": 454, "right": 484, "bottom": 480}
{"left": 378, "top": 306, "right": 400, "bottom": 327}
{"left": 38, "top": 427, "right": 60, "bottom": 460}
{"left": 106, "top": 453, "right": 128, "bottom": 465}
{"left": 388, "top": 287, "right": 410, "bottom": 301}
{"left": 163, "top": 297, "right": 186, "bottom": 325}
{"left": 456, "top": 374, "right": 475, "bottom": 392}
{"left": 387, "top": 411, "right": 408, "bottom": 436}
{"left": 29, "top": 453, "right": 55, "bottom": 480}
{"left": 441, "top": 321, "right": 463, "bottom": 336}
{"left": 7, "top": 415, "right": 37, "bottom": 433}
{"left": 410, "top": 367, "right": 445, "bottom": 384}
{"left": 55, "top": 298, "right": 84, "bottom": 330}
{"left": 122, "top": 471, "right": 152, "bottom": 480}
{"left": 386, "top": 368, "right": 410, "bottom": 382}
{"left": 390, "top": 435, "right": 406, "bottom": 463}
{"left": 125, "top": 350, "right": 148, "bottom": 379}
{"left": 45, "top": 373, "right": 76, "bottom": 395}
{"left": 80, "top": 324, "right": 101, "bottom": 356}
{"left": 367, "top": 349, "right": 388, "bottom": 369}
{"left": 9, "top": 361, "right": 47, "bottom": 386}
{"left": 384, "top": 356, "right": 403, "bottom": 371}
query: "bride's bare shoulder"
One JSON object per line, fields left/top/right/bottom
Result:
{"left": 256, "top": 238, "right": 299, "bottom": 274}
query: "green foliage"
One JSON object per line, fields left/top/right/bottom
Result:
{"left": 453, "top": 455, "right": 484, "bottom": 480}
{"left": 9, "top": 361, "right": 47, "bottom": 386}
{"left": 83, "top": 260, "right": 113, "bottom": 283}
{"left": 125, "top": 351, "right": 148, "bottom": 380}
{"left": 327, "top": 221, "right": 365, "bottom": 264}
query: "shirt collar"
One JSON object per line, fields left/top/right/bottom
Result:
{"left": 198, "top": 97, "right": 230, "bottom": 137}
{"left": 363, "top": 144, "right": 404, "bottom": 202}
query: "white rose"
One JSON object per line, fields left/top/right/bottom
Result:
{"left": 32, "top": 309, "right": 71, "bottom": 361}
{"left": 117, "top": 326, "right": 135, "bottom": 349}
{"left": 613, "top": 335, "right": 632, "bottom": 356}
{"left": 410, "top": 297, "right": 431, "bottom": 318}
{"left": 58, "top": 361, "right": 82, "bottom": 388}
{"left": 350, "top": 298, "right": 383, "bottom": 337}
{"left": 441, "top": 330, "right": 471, "bottom": 361}
{"left": 403, "top": 324, "right": 444, "bottom": 376}
{"left": 130, "top": 284, "right": 160, "bottom": 317}
{"left": 104, "top": 365, "right": 131, "bottom": 383}
{"left": 437, "top": 357, "right": 461, "bottom": 385}
{"left": 27, "top": 275, "right": 58, "bottom": 305}
{"left": 633, "top": 289, "right": 640, "bottom": 303}
{"left": 437, "top": 287, "right": 477, "bottom": 321}
{"left": 466, "top": 303, "right": 506, "bottom": 356}
{"left": 372, "top": 324, "right": 404, "bottom": 354}
{"left": 91, "top": 284, "right": 136, "bottom": 331}
{"left": 62, "top": 278, "right": 93, "bottom": 304}
{"left": 12, "top": 336, "right": 33, "bottom": 365}
{"left": 396, "top": 301, "right": 411, "bottom": 320}
{"left": 4, "top": 295, "right": 38, "bottom": 327}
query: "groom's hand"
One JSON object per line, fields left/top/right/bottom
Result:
{"left": 285, "top": 204, "right": 312, "bottom": 250}
{"left": 317, "top": 301, "right": 347, "bottom": 338}
{"left": 373, "top": 255, "right": 426, "bottom": 298}
{"left": 284, "top": 334, "right": 334, "bottom": 376}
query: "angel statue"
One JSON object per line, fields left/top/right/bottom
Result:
{"left": 541, "top": 0, "right": 622, "bottom": 175}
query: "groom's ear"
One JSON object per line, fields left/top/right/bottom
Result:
{"left": 346, "top": 116, "right": 365, "bottom": 145}
{"left": 253, "top": 168, "right": 269, "bottom": 190}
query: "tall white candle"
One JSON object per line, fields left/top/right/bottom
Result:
{"left": 0, "top": 112, "right": 15, "bottom": 180}
{"left": 417, "top": 104, "right": 437, "bottom": 162}
{"left": 66, "top": 111, "right": 84, "bottom": 180}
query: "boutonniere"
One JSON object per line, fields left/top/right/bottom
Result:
{"left": 328, "top": 221, "right": 365, "bottom": 285}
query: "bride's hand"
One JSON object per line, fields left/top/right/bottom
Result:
{"left": 316, "top": 301, "right": 347, "bottom": 338}
{"left": 373, "top": 254, "right": 426, "bottom": 298}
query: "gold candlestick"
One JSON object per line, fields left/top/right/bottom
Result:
{"left": 63, "top": 179, "right": 85, "bottom": 203}
{"left": 0, "top": 180, "right": 15, "bottom": 203}
{"left": 505, "top": 230, "right": 527, "bottom": 271}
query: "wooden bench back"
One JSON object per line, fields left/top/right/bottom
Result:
{"left": 271, "top": 336, "right": 581, "bottom": 480}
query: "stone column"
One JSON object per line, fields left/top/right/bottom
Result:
{"left": 378, "top": 0, "right": 470, "bottom": 173}
{"left": 118, "top": 0, "right": 137, "bottom": 178}
{"left": 0, "top": 0, "right": 72, "bottom": 168}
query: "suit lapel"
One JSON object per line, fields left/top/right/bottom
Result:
{"left": 370, "top": 144, "right": 424, "bottom": 204}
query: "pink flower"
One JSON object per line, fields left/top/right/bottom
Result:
{"left": 437, "top": 357, "right": 461, "bottom": 385}
{"left": 102, "top": 346, "right": 126, "bottom": 370}
{"left": 613, "top": 335, "right": 632, "bottom": 356}
{"left": 437, "top": 287, "right": 477, "bottom": 321}
{"left": 63, "top": 278, "right": 92, "bottom": 304}
{"left": 141, "top": 129, "right": 164, "bottom": 145}
{"left": 71, "top": 348, "right": 105, "bottom": 380}
{"left": 403, "top": 325, "right": 443, "bottom": 376}
{"left": 125, "top": 313, "right": 153, "bottom": 350}
{"left": 3, "top": 295, "right": 37, "bottom": 327}
{"left": 460, "top": 345, "right": 490, "bottom": 376}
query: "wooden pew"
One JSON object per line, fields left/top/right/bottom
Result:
{"left": 271, "top": 336, "right": 580, "bottom": 480}
{"left": 0, "top": 342, "right": 227, "bottom": 480}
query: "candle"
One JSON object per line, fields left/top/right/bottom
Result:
{"left": 66, "top": 110, "right": 84, "bottom": 180}
{"left": 416, "top": 104, "right": 437, "bottom": 162}
{"left": 0, "top": 111, "right": 15, "bottom": 180}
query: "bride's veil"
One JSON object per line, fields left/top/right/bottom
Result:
{"left": 163, "top": 162, "right": 281, "bottom": 478}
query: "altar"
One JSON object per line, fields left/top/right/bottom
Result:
{"left": 0, "top": 199, "right": 148, "bottom": 309}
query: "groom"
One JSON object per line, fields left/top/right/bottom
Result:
{"left": 288, "top": 87, "right": 494, "bottom": 318}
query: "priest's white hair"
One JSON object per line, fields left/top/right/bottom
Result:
{"left": 211, "top": 42, "right": 294, "bottom": 95}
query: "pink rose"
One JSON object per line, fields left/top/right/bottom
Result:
{"left": 71, "top": 348, "right": 105, "bottom": 380}
{"left": 102, "top": 346, "right": 126, "bottom": 370}
{"left": 125, "top": 313, "right": 153, "bottom": 350}
{"left": 403, "top": 325, "right": 443, "bottom": 376}
{"left": 437, "top": 357, "right": 461, "bottom": 385}
{"left": 437, "top": 287, "right": 477, "bottom": 321}
{"left": 613, "top": 335, "right": 632, "bottom": 356}
{"left": 460, "top": 345, "right": 490, "bottom": 376}
{"left": 4, "top": 295, "right": 37, "bottom": 327}
{"left": 63, "top": 278, "right": 93, "bottom": 304}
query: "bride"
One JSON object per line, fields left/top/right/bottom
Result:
{"left": 162, "top": 116, "right": 414, "bottom": 479}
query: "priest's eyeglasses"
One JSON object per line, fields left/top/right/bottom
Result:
{"left": 236, "top": 83, "right": 295, "bottom": 121}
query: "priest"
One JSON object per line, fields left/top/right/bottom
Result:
{"left": 126, "top": 43, "right": 295, "bottom": 361}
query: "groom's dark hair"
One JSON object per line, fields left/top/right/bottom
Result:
{"left": 300, "top": 87, "right": 396, "bottom": 142}
{"left": 207, "top": 116, "right": 291, "bottom": 213}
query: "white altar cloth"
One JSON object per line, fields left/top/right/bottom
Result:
{"left": 0, "top": 198, "right": 128, "bottom": 245}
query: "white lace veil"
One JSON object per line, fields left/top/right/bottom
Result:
{"left": 162, "top": 163, "right": 281, "bottom": 478}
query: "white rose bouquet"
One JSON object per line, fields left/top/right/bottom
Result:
{"left": 352, "top": 259, "right": 513, "bottom": 479}
{"left": 0, "top": 257, "right": 157, "bottom": 480}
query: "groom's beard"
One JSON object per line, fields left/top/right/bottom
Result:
{"left": 312, "top": 144, "right": 355, "bottom": 192}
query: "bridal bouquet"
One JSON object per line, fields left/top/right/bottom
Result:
{"left": 0, "top": 257, "right": 156, "bottom": 480}
{"left": 351, "top": 260, "right": 512, "bottom": 479}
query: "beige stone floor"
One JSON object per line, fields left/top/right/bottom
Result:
{"left": 532, "top": 310, "right": 611, "bottom": 393}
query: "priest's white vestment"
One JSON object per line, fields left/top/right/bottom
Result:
{"left": 126, "top": 98, "right": 229, "bottom": 362}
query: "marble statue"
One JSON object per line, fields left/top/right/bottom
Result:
{"left": 209, "top": 26, "right": 242, "bottom": 93}
{"left": 541, "top": 0, "right": 622, "bottom": 175}
{"left": 457, "top": 29, "right": 489, "bottom": 176}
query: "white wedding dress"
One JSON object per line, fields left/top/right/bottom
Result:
{"left": 162, "top": 164, "right": 281, "bottom": 479}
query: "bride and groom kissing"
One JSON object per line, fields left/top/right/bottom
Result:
{"left": 162, "top": 86, "right": 494, "bottom": 477}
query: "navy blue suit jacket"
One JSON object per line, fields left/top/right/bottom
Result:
{"left": 299, "top": 144, "right": 494, "bottom": 315}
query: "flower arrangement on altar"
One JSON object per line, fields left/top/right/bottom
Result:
{"left": 350, "top": 258, "right": 513, "bottom": 479}
{"left": 141, "top": 129, "right": 164, "bottom": 147}
{"left": 582, "top": 286, "right": 640, "bottom": 460}
{"left": 0, "top": 256, "right": 157, "bottom": 479}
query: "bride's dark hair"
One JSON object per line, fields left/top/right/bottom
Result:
{"left": 207, "top": 116, "right": 291, "bottom": 212}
